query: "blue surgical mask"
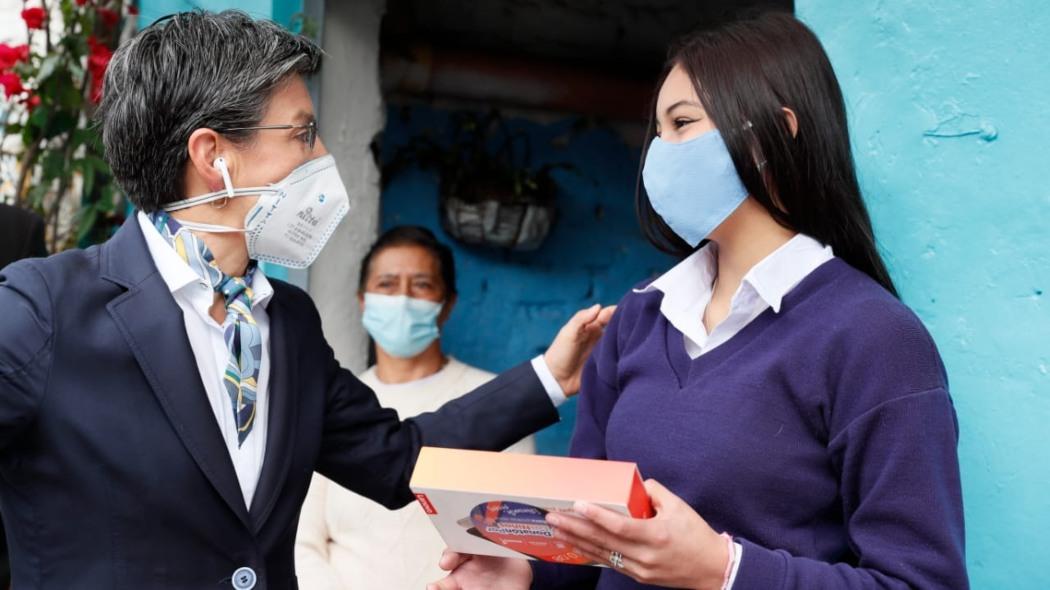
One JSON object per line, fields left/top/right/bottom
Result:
{"left": 362, "top": 293, "right": 443, "bottom": 358}
{"left": 642, "top": 129, "right": 749, "bottom": 247}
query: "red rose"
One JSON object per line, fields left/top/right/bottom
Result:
{"left": 21, "top": 7, "right": 47, "bottom": 30}
{"left": 0, "top": 72, "right": 26, "bottom": 98}
{"left": 128, "top": 4, "right": 139, "bottom": 16}
{"left": 0, "top": 44, "right": 25, "bottom": 70}
{"left": 88, "top": 43, "right": 113, "bottom": 77}
{"left": 88, "top": 42, "right": 112, "bottom": 103}
{"left": 0, "top": 44, "right": 29, "bottom": 69}
{"left": 97, "top": 7, "right": 119, "bottom": 29}
{"left": 76, "top": 0, "right": 89, "bottom": 6}
{"left": 23, "top": 93, "right": 41, "bottom": 112}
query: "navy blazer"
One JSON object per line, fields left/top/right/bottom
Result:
{"left": 0, "top": 218, "right": 558, "bottom": 589}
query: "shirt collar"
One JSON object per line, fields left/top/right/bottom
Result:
{"left": 636, "top": 242, "right": 717, "bottom": 313}
{"left": 741, "top": 234, "right": 834, "bottom": 313}
{"left": 635, "top": 233, "right": 834, "bottom": 314}
{"left": 137, "top": 211, "right": 275, "bottom": 309}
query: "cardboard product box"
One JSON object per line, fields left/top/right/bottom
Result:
{"left": 410, "top": 446, "right": 653, "bottom": 566}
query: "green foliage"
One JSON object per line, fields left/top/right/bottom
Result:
{"left": 1, "top": 1, "right": 137, "bottom": 253}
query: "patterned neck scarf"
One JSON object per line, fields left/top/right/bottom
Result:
{"left": 149, "top": 211, "right": 261, "bottom": 447}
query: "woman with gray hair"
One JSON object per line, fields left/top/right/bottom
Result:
{"left": 0, "top": 10, "right": 613, "bottom": 589}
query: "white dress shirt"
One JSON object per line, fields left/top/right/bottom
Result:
{"left": 636, "top": 233, "right": 835, "bottom": 359}
{"left": 138, "top": 212, "right": 273, "bottom": 508}
{"left": 137, "top": 212, "right": 566, "bottom": 509}
{"left": 634, "top": 232, "right": 834, "bottom": 587}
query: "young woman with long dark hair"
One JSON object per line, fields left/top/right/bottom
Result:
{"left": 430, "top": 12, "right": 966, "bottom": 590}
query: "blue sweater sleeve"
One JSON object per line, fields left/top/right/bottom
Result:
{"left": 733, "top": 299, "right": 967, "bottom": 589}
{"left": 530, "top": 302, "right": 627, "bottom": 589}
{"left": 734, "top": 388, "right": 965, "bottom": 589}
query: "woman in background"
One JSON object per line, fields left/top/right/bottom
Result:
{"left": 296, "top": 226, "right": 535, "bottom": 590}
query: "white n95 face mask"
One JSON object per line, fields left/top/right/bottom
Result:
{"left": 163, "top": 154, "right": 351, "bottom": 269}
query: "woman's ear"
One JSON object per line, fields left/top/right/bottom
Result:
{"left": 357, "top": 292, "right": 366, "bottom": 312}
{"left": 782, "top": 107, "right": 799, "bottom": 138}
{"left": 186, "top": 128, "right": 226, "bottom": 192}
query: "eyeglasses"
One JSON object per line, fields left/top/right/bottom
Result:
{"left": 217, "top": 119, "right": 318, "bottom": 150}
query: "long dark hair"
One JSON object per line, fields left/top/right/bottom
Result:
{"left": 635, "top": 12, "right": 898, "bottom": 297}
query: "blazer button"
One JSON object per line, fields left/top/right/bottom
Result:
{"left": 232, "top": 566, "right": 257, "bottom": 589}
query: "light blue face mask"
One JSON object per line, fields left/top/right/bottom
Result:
{"left": 361, "top": 293, "right": 443, "bottom": 359}
{"left": 642, "top": 128, "right": 749, "bottom": 247}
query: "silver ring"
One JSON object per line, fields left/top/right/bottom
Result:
{"left": 609, "top": 550, "right": 624, "bottom": 569}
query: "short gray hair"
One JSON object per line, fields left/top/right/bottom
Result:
{"left": 96, "top": 10, "right": 322, "bottom": 212}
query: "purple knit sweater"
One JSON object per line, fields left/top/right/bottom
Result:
{"left": 531, "top": 258, "right": 967, "bottom": 589}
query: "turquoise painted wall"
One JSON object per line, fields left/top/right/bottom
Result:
{"left": 139, "top": 0, "right": 298, "bottom": 25}
{"left": 797, "top": 2, "right": 1050, "bottom": 588}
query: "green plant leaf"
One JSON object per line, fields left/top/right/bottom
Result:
{"left": 27, "top": 183, "right": 50, "bottom": 209}
{"left": 37, "top": 55, "right": 63, "bottom": 85}
{"left": 95, "top": 184, "right": 117, "bottom": 213}
{"left": 58, "top": 80, "right": 83, "bottom": 110}
{"left": 76, "top": 203, "right": 98, "bottom": 244}
{"left": 78, "top": 159, "right": 96, "bottom": 199}
{"left": 74, "top": 128, "right": 104, "bottom": 152}
{"left": 100, "top": 184, "right": 116, "bottom": 209}
{"left": 45, "top": 111, "right": 78, "bottom": 139}
{"left": 84, "top": 154, "right": 109, "bottom": 173}
{"left": 59, "top": 0, "right": 74, "bottom": 24}
{"left": 70, "top": 128, "right": 91, "bottom": 149}
{"left": 41, "top": 149, "right": 66, "bottom": 181}
{"left": 27, "top": 105, "right": 53, "bottom": 131}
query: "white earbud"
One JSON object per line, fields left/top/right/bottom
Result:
{"left": 212, "top": 157, "right": 235, "bottom": 200}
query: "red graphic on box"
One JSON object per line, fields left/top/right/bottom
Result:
{"left": 415, "top": 493, "right": 437, "bottom": 515}
{"left": 467, "top": 500, "right": 595, "bottom": 565}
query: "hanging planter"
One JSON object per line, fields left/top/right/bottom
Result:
{"left": 383, "top": 110, "right": 570, "bottom": 252}
{"left": 440, "top": 195, "right": 554, "bottom": 250}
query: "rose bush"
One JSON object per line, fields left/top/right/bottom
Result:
{"left": 1, "top": 1, "right": 137, "bottom": 251}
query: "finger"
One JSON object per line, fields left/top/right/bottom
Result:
{"left": 437, "top": 549, "right": 472, "bottom": 572}
{"left": 551, "top": 525, "right": 615, "bottom": 562}
{"left": 566, "top": 538, "right": 622, "bottom": 569}
{"left": 554, "top": 532, "right": 637, "bottom": 576}
{"left": 575, "top": 303, "right": 602, "bottom": 323}
{"left": 572, "top": 501, "right": 647, "bottom": 540}
{"left": 579, "top": 302, "right": 617, "bottom": 335}
{"left": 579, "top": 305, "right": 615, "bottom": 332}
{"left": 547, "top": 510, "right": 641, "bottom": 556}
{"left": 568, "top": 304, "right": 602, "bottom": 333}
{"left": 577, "top": 310, "right": 616, "bottom": 346}
{"left": 643, "top": 478, "right": 685, "bottom": 516}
